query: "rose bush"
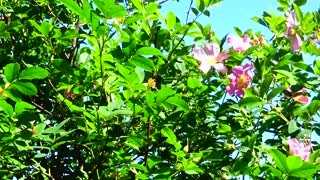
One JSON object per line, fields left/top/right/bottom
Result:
{"left": 0, "top": 0, "right": 319, "bottom": 179}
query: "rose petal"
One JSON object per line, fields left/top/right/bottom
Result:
{"left": 212, "top": 63, "right": 227, "bottom": 74}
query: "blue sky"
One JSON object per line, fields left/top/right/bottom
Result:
{"left": 160, "top": 0, "right": 319, "bottom": 40}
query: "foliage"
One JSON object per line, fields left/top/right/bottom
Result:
{"left": 0, "top": 0, "right": 320, "bottom": 179}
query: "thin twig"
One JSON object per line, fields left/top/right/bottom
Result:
{"left": 31, "top": 101, "right": 53, "bottom": 116}
{"left": 186, "top": 0, "right": 193, "bottom": 24}
{"left": 269, "top": 103, "right": 289, "bottom": 123}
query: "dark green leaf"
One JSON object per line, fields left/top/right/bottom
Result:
{"left": 165, "top": 96, "right": 189, "bottom": 112}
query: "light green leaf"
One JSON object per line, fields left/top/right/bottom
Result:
{"left": 288, "top": 120, "right": 299, "bottom": 134}
{"left": 15, "top": 101, "right": 36, "bottom": 115}
{"left": 4, "top": 63, "right": 20, "bottom": 83}
{"left": 287, "top": 156, "right": 317, "bottom": 178}
{"left": 130, "top": 55, "right": 154, "bottom": 71}
{"left": 187, "top": 77, "right": 201, "bottom": 89}
{"left": 313, "top": 60, "right": 320, "bottom": 77}
{"left": 19, "top": 67, "right": 49, "bottom": 80}
{"left": 59, "top": 0, "right": 83, "bottom": 16}
{"left": 161, "top": 127, "right": 182, "bottom": 150}
{"left": 0, "top": 100, "right": 13, "bottom": 116}
{"left": 131, "top": 0, "right": 143, "bottom": 12}
{"left": 136, "top": 47, "right": 163, "bottom": 57}
{"left": 166, "top": 11, "right": 176, "bottom": 30}
{"left": 269, "top": 149, "right": 288, "bottom": 173}
{"left": 12, "top": 82, "right": 37, "bottom": 96}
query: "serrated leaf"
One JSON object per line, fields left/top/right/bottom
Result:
{"left": 12, "top": 82, "right": 37, "bottom": 96}
{"left": 4, "top": 63, "right": 20, "bottom": 83}
{"left": 19, "top": 67, "right": 49, "bottom": 80}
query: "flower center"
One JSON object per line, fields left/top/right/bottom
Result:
{"left": 289, "top": 28, "right": 296, "bottom": 36}
{"left": 207, "top": 58, "right": 217, "bottom": 65}
{"left": 237, "top": 74, "right": 247, "bottom": 88}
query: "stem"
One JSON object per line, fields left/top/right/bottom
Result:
{"left": 145, "top": 116, "right": 152, "bottom": 167}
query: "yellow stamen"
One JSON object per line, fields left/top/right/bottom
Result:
{"left": 207, "top": 58, "right": 217, "bottom": 65}
{"left": 289, "top": 28, "right": 296, "bottom": 36}
{"left": 237, "top": 74, "right": 247, "bottom": 88}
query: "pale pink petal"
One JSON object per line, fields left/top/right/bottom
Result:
{"left": 287, "top": 11, "right": 298, "bottom": 28}
{"left": 203, "top": 43, "right": 220, "bottom": 57}
{"left": 212, "top": 63, "right": 227, "bottom": 74}
{"left": 216, "top": 51, "right": 229, "bottom": 62}
{"left": 192, "top": 47, "right": 206, "bottom": 61}
{"left": 290, "top": 34, "right": 302, "bottom": 52}
{"left": 199, "top": 60, "right": 211, "bottom": 73}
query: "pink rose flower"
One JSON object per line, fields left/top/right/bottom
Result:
{"left": 285, "top": 87, "right": 309, "bottom": 104}
{"left": 284, "top": 11, "right": 302, "bottom": 52}
{"left": 227, "top": 35, "right": 252, "bottom": 52}
{"left": 226, "top": 62, "right": 255, "bottom": 98}
{"left": 288, "top": 138, "right": 311, "bottom": 161}
{"left": 192, "top": 43, "right": 229, "bottom": 74}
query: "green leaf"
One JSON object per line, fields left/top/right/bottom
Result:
{"left": 307, "top": 100, "right": 320, "bottom": 116}
{"left": 4, "top": 63, "right": 20, "bottom": 83}
{"left": 156, "top": 87, "right": 175, "bottom": 103}
{"left": 165, "top": 96, "right": 189, "bottom": 112}
{"left": 269, "top": 149, "right": 288, "bottom": 173}
{"left": 130, "top": 55, "right": 154, "bottom": 71}
{"left": 287, "top": 156, "right": 317, "bottom": 178}
{"left": 131, "top": 0, "right": 143, "bottom": 12}
{"left": 240, "top": 96, "right": 265, "bottom": 109}
{"left": 217, "top": 124, "right": 231, "bottom": 133}
{"left": 187, "top": 77, "right": 201, "bottom": 89}
{"left": 267, "top": 87, "right": 284, "bottom": 100}
{"left": 19, "top": 67, "right": 49, "bottom": 80}
{"left": 294, "top": 0, "right": 307, "bottom": 7}
{"left": 260, "top": 76, "right": 273, "bottom": 96}
{"left": 15, "top": 101, "right": 36, "bottom": 115}
{"left": 166, "top": 11, "right": 176, "bottom": 30}
{"left": 59, "top": 0, "right": 83, "bottom": 16}
{"left": 288, "top": 120, "right": 299, "bottom": 134}
{"left": 126, "top": 136, "right": 144, "bottom": 150}
{"left": 196, "top": 0, "right": 205, "bottom": 12}
{"left": 136, "top": 47, "right": 163, "bottom": 57}
{"left": 0, "top": 100, "right": 13, "bottom": 116}
{"left": 92, "top": 0, "right": 126, "bottom": 18}
{"left": 161, "top": 127, "right": 182, "bottom": 150}
{"left": 313, "top": 60, "right": 320, "bottom": 76}
{"left": 12, "top": 82, "right": 37, "bottom": 96}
